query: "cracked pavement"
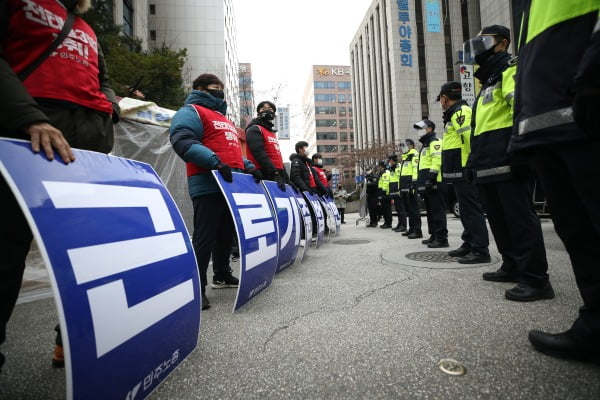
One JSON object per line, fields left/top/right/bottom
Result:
{"left": 1, "top": 213, "right": 599, "bottom": 399}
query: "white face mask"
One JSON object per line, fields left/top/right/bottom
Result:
{"left": 416, "top": 129, "right": 427, "bottom": 138}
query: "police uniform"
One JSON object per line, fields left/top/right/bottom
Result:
{"left": 378, "top": 167, "right": 392, "bottom": 228}
{"left": 365, "top": 170, "right": 380, "bottom": 227}
{"left": 439, "top": 82, "right": 490, "bottom": 261}
{"left": 467, "top": 25, "right": 552, "bottom": 299}
{"left": 388, "top": 157, "right": 407, "bottom": 231}
{"left": 400, "top": 147, "right": 422, "bottom": 237}
{"left": 511, "top": 1, "right": 600, "bottom": 358}
{"left": 416, "top": 130, "right": 448, "bottom": 246}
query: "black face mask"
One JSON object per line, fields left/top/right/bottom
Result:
{"left": 206, "top": 89, "right": 225, "bottom": 100}
{"left": 259, "top": 111, "right": 275, "bottom": 121}
{"left": 475, "top": 45, "right": 497, "bottom": 67}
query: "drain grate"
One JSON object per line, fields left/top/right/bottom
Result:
{"left": 333, "top": 239, "right": 371, "bottom": 245}
{"left": 405, "top": 251, "right": 456, "bottom": 263}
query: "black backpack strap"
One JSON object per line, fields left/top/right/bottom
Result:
{"left": 18, "top": 11, "right": 74, "bottom": 81}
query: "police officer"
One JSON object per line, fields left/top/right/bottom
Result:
{"left": 511, "top": 1, "right": 599, "bottom": 361}
{"left": 414, "top": 119, "right": 448, "bottom": 247}
{"left": 387, "top": 154, "right": 407, "bottom": 232}
{"left": 377, "top": 161, "right": 392, "bottom": 228}
{"left": 400, "top": 139, "right": 422, "bottom": 238}
{"left": 464, "top": 25, "right": 553, "bottom": 301}
{"left": 365, "top": 166, "right": 380, "bottom": 227}
{"left": 438, "top": 81, "right": 490, "bottom": 263}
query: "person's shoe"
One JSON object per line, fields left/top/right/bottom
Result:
{"left": 341, "top": 221, "right": 346, "bottom": 224}
{"left": 528, "top": 329, "right": 600, "bottom": 363}
{"left": 407, "top": 232, "right": 423, "bottom": 239}
{"left": 367, "top": 223, "right": 378, "bottom": 228}
{"left": 421, "top": 236, "right": 434, "bottom": 244}
{"left": 482, "top": 269, "right": 519, "bottom": 283}
{"left": 505, "top": 282, "right": 555, "bottom": 302}
{"left": 427, "top": 240, "right": 449, "bottom": 248}
{"left": 380, "top": 224, "right": 392, "bottom": 229}
{"left": 52, "top": 345, "right": 65, "bottom": 368}
{"left": 448, "top": 246, "right": 471, "bottom": 257}
{"left": 402, "top": 230, "right": 413, "bottom": 236}
{"left": 457, "top": 252, "right": 491, "bottom": 264}
{"left": 201, "top": 293, "right": 211, "bottom": 310}
{"left": 212, "top": 274, "right": 239, "bottom": 289}
{"left": 393, "top": 226, "right": 407, "bottom": 232}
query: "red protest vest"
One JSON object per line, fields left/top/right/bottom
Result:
{"left": 186, "top": 104, "right": 244, "bottom": 177}
{"left": 245, "top": 125, "right": 284, "bottom": 169}
{"left": 307, "top": 162, "right": 317, "bottom": 188}
{"left": 4, "top": 0, "right": 112, "bottom": 114}
{"left": 313, "top": 165, "right": 328, "bottom": 187}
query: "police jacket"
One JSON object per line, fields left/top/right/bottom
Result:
{"left": 400, "top": 149, "right": 418, "bottom": 192}
{"left": 289, "top": 153, "right": 328, "bottom": 194}
{"left": 442, "top": 100, "right": 472, "bottom": 182}
{"left": 388, "top": 164, "right": 401, "bottom": 196}
{"left": 365, "top": 172, "right": 379, "bottom": 194}
{"left": 416, "top": 132, "right": 442, "bottom": 193}
{"left": 469, "top": 52, "right": 515, "bottom": 184}
{"left": 510, "top": 0, "right": 599, "bottom": 151}
{"left": 378, "top": 169, "right": 391, "bottom": 196}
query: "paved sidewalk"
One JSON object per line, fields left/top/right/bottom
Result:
{"left": 1, "top": 213, "right": 599, "bottom": 399}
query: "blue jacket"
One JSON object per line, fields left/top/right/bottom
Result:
{"left": 170, "top": 91, "right": 253, "bottom": 198}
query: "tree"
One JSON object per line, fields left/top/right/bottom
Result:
{"left": 83, "top": 1, "right": 187, "bottom": 110}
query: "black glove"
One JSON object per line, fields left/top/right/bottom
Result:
{"left": 573, "top": 89, "right": 599, "bottom": 138}
{"left": 248, "top": 168, "right": 262, "bottom": 183}
{"left": 463, "top": 168, "right": 474, "bottom": 184}
{"left": 274, "top": 172, "right": 286, "bottom": 191}
{"left": 216, "top": 163, "right": 233, "bottom": 182}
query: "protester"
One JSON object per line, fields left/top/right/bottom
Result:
{"left": 169, "top": 73, "right": 260, "bottom": 311}
{"left": 0, "top": 0, "right": 120, "bottom": 371}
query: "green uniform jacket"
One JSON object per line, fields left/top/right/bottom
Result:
{"left": 442, "top": 101, "right": 472, "bottom": 182}
{"left": 416, "top": 132, "right": 442, "bottom": 193}
{"left": 400, "top": 148, "right": 418, "bottom": 193}
{"left": 378, "top": 169, "right": 391, "bottom": 195}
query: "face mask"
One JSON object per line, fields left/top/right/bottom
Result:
{"left": 474, "top": 45, "right": 496, "bottom": 66}
{"left": 314, "top": 160, "right": 323, "bottom": 167}
{"left": 417, "top": 129, "right": 427, "bottom": 138}
{"left": 259, "top": 111, "right": 275, "bottom": 121}
{"left": 206, "top": 89, "right": 225, "bottom": 99}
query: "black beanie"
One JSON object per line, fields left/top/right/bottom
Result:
{"left": 257, "top": 101, "right": 276, "bottom": 113}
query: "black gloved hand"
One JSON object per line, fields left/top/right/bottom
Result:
{"left": 463, "top": 168, "right": 474, "bottom": 184}
{"left": 573, "top": 89, "right": 599, "bottom": 138}
{"left": 216, "top": 163, "right": 233, "bottom": 182}
{"left": 249, "top": 168, "right": 262, "bottom": 183}
{"left": 274, "top": 172, "right": 286, "bottom": 191}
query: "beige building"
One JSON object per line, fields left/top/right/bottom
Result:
{"left": 350, "top": 0, "right": 517, "bottom": 156}
{"left": 301, "top": 65, "right": 356, "bottom": 185}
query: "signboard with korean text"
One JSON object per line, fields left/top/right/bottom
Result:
{"left": 262, "top": 181, "right": 301, "bottom": 273}
{"left": 212, "top": 171, "right": 279, "bottom": 311}
{"left": 294, "top": 191, "right": 313, "bottom": 263}
{"left": 0, "top": 138, "right": 200, "bottom": 400}
{"left": 459, "top": 64, "right": 476, "bottom": 106}
{"left": 303, "top": 191, "right": 325, "bottom": 248}
{"left": 426, "top": 0, "right": 442, "bottom": 32}
{"left": 397, "top": 0, "right": 413, "bottom": 67}
{"left": 324, "top": 197, "right": 342, "bottom": 237}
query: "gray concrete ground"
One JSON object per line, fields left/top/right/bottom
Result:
{"left": 1, "top": 213, "right": 599, "bottom": 399}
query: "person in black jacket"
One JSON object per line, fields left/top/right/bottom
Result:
{"left": 245, "top": 101, "right": 291, "bottom": 191}
{"left": 289, "top": 141, "right": 327, "bottom": 195}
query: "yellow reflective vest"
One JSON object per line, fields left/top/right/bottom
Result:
{"left": 416, "top": 133, "right": 442, "bottom": 192}
{"left": 400, "top": 148, "right": 418, "bottom": 193}
{"left": 378, "top": 169, "right": 390, "bottom": 195}
{"left": 388, "top": 164, "right": 401, "bottom": 196}
{"left": 442, "top": 101, "right": 472, "bottom": 182}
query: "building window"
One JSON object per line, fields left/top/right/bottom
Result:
{"left": 149, "top": 4, "right": 156, "bottom": 14}
{"left": 316, "top": 132, "right": 338, "bottom": 140}
{"left": 340, "top": 145, "right": 348, "bottom": 152}
{"left": 323, "top": 158, "right": 337, "bottom": 166}
{"left": 349, "top": 119, "right": 353, "bottom": 129}
{"left": 338, "top": 94, "right": 346, "bottom": 103}
{"left": 339, "top": 107, "right": 346, "bottom": 116}
{"left": 337, "top": 82, "right": 351, "bottom": 90}
{"left": 315, "top": 94, "right": 337, "bottom": 102}
{"left": 123, "top": 0, "right": 134, "bottom": 37}
{"left": 340, "top": 132, "right": 348, "bottom": 140}
{"left": 150, "top": 30, "right": 156, "bottom": 41}
{"left": 314, "top": 81, "right": 336, "bottom": 89}
{"left": 316, "top": 119, "right": 337, "bottom": 128}
{"left": 339, "top": 119, "right": 347, "bottom": 129}
{"left": 315, "top": 106, "right": 337, "bottom": 115}
{"left": 317, "top": 145, "right": 338, "bottom": 153}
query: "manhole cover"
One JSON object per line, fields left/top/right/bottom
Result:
{"left": 438, "top": 359, "right": 466, "bottom": 376}
{"left": 333, "top": 239, "right": 371, "bottom": 245}
{"left": 405, "top": 251, "right": 455, "bottom": 263}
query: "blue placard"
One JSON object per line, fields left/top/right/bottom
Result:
{"left": 0, "top": 138, "right": 200, "bottom": 400}
{"left": 212, "top": 171, "right": 279, "bottom": 311}
{"left": 324, "top": 197, "right": 342, "bottom": 236}
{"left": 426, "top": 0, "right": 441, "bottom": 32}
{"left": 303, "top": 191, "right": 325, "bottom": 248}
{"left": 262, "top": 181, "right": 301, "bottom": 273}
{"left": 293, "top": 191, "right": 312, "bottom": 263}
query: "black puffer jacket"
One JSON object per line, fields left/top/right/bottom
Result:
{"left": 245, "top": 117, "right": 290, "bottom": 184}
{"left": 289, "top": 153, "right": 327, "bottom": 195}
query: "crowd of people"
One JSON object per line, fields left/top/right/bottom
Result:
{"left": 0, "top": 0, "right": 597, "bottom": 377}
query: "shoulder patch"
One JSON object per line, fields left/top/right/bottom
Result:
{"left": 456, "top": 115, "right": 465, "bottom": 126}
{"left": 434, "top": 144, "right": 441, "bottom": 151}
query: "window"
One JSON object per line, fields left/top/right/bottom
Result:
{"left": 349, "top": 119, "right": 353, "bottom": 129}
{"left": 123, "top": 0, "right": 134, "bottom": 37}
{"left": 348, "top": 106, "right": 353, "bottom": 116}
{"left": 315, "top": 106, "right": 336, "bottom": 115}
{"left": 339, "top": 119, "right": 347, "bottom": 129}
{"left": 314, "top": 81, "right": 336, "bottom": 89}
{"left": 340, "top": 132, "right": 348, "bottom": 140}
{"left": 149, "top": 4, "right": 156, "bottom": 14}
{"left": 317, "top": 145, "right": 338, "bottom": 153}
{"left": 316, "top": 119, "right": 337, "bottom": 127}
{"left": 337, "top": 82, "right": 351, "bottom": 90}
{"left": 316, "top": 132, "right": 337, "bottom": 140}
{"left": 150, "top": 30, "right": 156, "bottom": 41}
{"left": 323, "top": 158, "right": 337, "bottom": 166}
{"left": 339, "top": 107, "right": 346, "bottom": 116}
{"left": 315, "top": 94, "right": 337, "bottom": 102}
{"left": 340, "top": 145, "right": 348, "bottom": 152}
{"left": 338, "top": 94, "right": 346, "bottom": 103}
